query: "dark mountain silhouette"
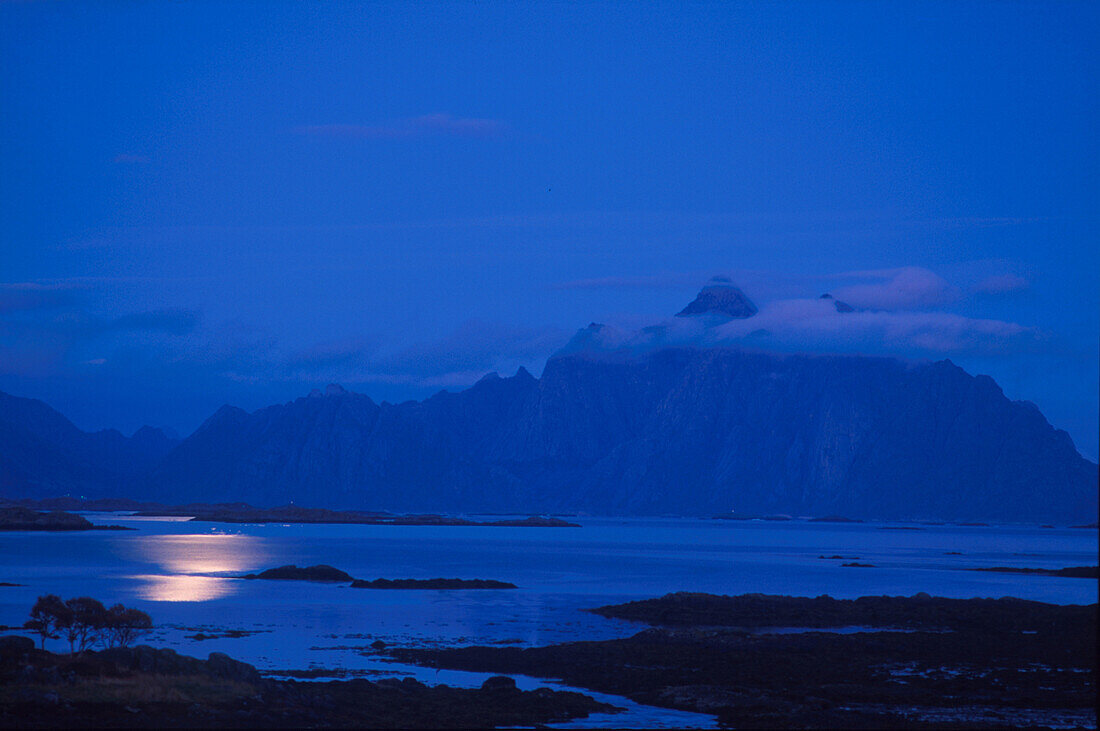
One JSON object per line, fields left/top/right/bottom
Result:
{"left": 140, "top": 348, "right": 1096, "bottom": 523}
{"left": 3, "top": 285, "right": 1096, "bottom": 523}
{"left": 0, "top": 391, "right": 178, "bottom": 499}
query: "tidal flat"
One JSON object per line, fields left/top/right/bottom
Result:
{"left": 390, "top": 593, "right": 1098, "bottom": 728}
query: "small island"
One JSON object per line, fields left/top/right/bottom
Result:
{"left": 584, "top": 591, "right": 1096, "bottom": 631}
{"left": 970, "top": 565, "right": 1098, "bottom": 579}
{"left": 240, "top": 565, "right": 355, "bottom": 582}
{"left": 0, "top": 507, "right": 132, "bottom": 532}
{"left": 237, "top": 565, "right": 517, "bottom": 590}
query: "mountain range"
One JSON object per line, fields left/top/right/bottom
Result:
{"left": 0, "top": 390, "right": 177, "bottom": 499}
{"left": 1, "top": 284, "right": 1096, "bottom": 522}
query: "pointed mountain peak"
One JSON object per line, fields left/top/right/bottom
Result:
{"left": 820, "top": 293, "right": 855, "bottom": 313}
{"left": 196, "top": 404, "right": 249, "bottom": 434}
{"left": 130, "top": 425, "right": 176, "bottom": 445}
{"left": 676, "top": 279, "right": 758, "bottom": 319}
{"left": 324, "top": 383, "right": 348, "bottom": 396}
{"left": 555, "top": 322, "right": 609, "bottom": 355}
{"left": 131, "top": 425, "right": 162, "bottom": 439}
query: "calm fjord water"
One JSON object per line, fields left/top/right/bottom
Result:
{"left": 1, "top": 515, "right": 1096, "bottom": 728}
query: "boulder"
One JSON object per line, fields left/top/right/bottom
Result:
{"left": 480, "top": 675, "right": 518, "bottom": 692}
{"left": 0, "top": 635, "right": 35, "bottom": 656}
{"left": 207, "top": 652, "right": 262, "bottom": 683}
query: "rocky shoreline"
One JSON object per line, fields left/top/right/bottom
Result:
{"left": 387, "top": 592, "right": 1098, "bottom": 729}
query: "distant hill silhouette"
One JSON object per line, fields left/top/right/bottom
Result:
{"left": 0, "top": 391, "right": 177, "bottom": 499}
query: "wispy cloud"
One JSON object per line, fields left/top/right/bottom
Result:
{"left": 296, "top": 113, "right": 507, "bottom": 140}
{"left": 264, "top": 321, "right": 566, "bottom": 390}
{"left": 714, "top": 300, "right": 1034, "bottom": 355}
{"left": 827, "top": 267, "right": 960, "bottom": 311}
{"left": 568, "top": 298, "right": 1037, "bottom": 359}
{"left": 557, "top": 265, "right": 1042, "bottom": 359}
{"left": 0, "top": 282, "right": 85, "bottom": 313}
{"left": 0, "top": 283, "right": 203, "bottom": 379}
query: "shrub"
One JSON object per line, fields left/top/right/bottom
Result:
{"left": 104, "top": 604, "right": 153, "bottom": 648}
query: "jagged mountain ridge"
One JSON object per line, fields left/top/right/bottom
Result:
{"left": 143, "top": 347, "right": 1097, "bottom": 522}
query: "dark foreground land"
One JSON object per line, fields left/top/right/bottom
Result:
{"left": 0, "top": 639, "right": 613, "bottom": 728}
{"left": 390, "top": 593, "right": 1098, "bottom": 729}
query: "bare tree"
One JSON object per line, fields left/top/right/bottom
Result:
{"left": 25, "top": 594, "right": 70, "bottom": 651}
{"left": 25, "top": 595, "right": 153, "bottom": 653}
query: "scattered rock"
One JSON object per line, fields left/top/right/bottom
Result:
{"left": 206, "top": 651, "right": 262, "bottom": 683}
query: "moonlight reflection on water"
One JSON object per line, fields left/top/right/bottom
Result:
{"left": 124, "top": 533, "right": 267, "bottom": 602}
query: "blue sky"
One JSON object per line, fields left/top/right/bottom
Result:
{"left": 1, "top": 1, "right": 1097, "bottom": 459}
